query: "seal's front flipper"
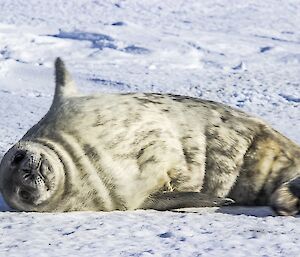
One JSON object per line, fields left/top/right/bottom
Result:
{"left": 140, "top": 192, "right": 234, "bottom": 211}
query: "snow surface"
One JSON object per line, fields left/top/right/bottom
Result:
{"left": 0, "top": 0, "right": 299, "bottom": 256}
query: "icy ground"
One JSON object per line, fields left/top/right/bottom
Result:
{"left": 0, "top": 0, "right": 299, "bottom": 256}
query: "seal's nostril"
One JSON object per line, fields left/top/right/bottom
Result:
{"left": 12, "top": 151, "right": 26, "bottom": 165}
{"left": 19, "top": 190, "right": 31, "bottom": 201}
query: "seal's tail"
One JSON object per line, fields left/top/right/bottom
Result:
{"left": 53, "top": 57, "right": 78, "bottom": 105}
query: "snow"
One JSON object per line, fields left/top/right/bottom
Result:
{"left": 1, "top": 209, "right": 299, "bottom": 257}
{"left": 0, "top": 0, "right": 299, "bottom": 256}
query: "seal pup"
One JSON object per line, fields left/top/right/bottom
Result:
{"left": 0, "top": 58, "right": 300, "bottom": 215}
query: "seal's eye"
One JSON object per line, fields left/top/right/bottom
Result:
{"left": 12, "top": 151, "right": 26, "bottom": 165}
{"left": 19, "top": 190, "right": 31, "bottom": 201}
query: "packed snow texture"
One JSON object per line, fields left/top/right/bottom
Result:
{"left": 0, "top": 0, "right": 299, "bottom": 256}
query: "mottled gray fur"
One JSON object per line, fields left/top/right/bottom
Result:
{"left": 0, "top": 58, "right": 300, "bottom": 215}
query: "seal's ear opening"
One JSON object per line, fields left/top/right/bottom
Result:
{"left": 53, "top": 57, "right": 78, "bottom": 105}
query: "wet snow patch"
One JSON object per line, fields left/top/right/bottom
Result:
{"left": 279, "top": 93, "right": 300, "bottom": 103}
{"left": 122, "top": 45, "right": 151, "bottom": 55}
{"left": 50, "top": 30, "right": 117, "bottom": 50}
{"left": 48, "top": 30, "right": 151, "bottom": 54}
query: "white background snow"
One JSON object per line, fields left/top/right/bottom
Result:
{"left": 0, "top": 0, "right": 299, "bottom": 256}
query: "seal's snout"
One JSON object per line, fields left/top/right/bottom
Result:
{"left": 10, "top": 150, "right": 43, "bottom": 186}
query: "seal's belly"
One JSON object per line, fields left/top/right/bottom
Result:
{"left": 47, "top": 95, "right": 260, "bottom": 209}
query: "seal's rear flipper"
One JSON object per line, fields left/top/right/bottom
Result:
{"left": 270, "top": 177, "right": 300, "bottom": 216}
{"left": 289, "top": 177, "right": 300, "bottom": 198}
{"left": 53, "top": 57, "right": 78, "bottom": 106}
{"left": 140, "top": 192, "right": 234, "bottom": 211}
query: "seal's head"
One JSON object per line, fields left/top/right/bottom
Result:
{"left": 0, "top": 141, "right": 65, "bottom": 211}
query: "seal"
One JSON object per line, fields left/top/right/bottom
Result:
{"left": 0, "top": 58, "right": 299, "bottom": 215}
